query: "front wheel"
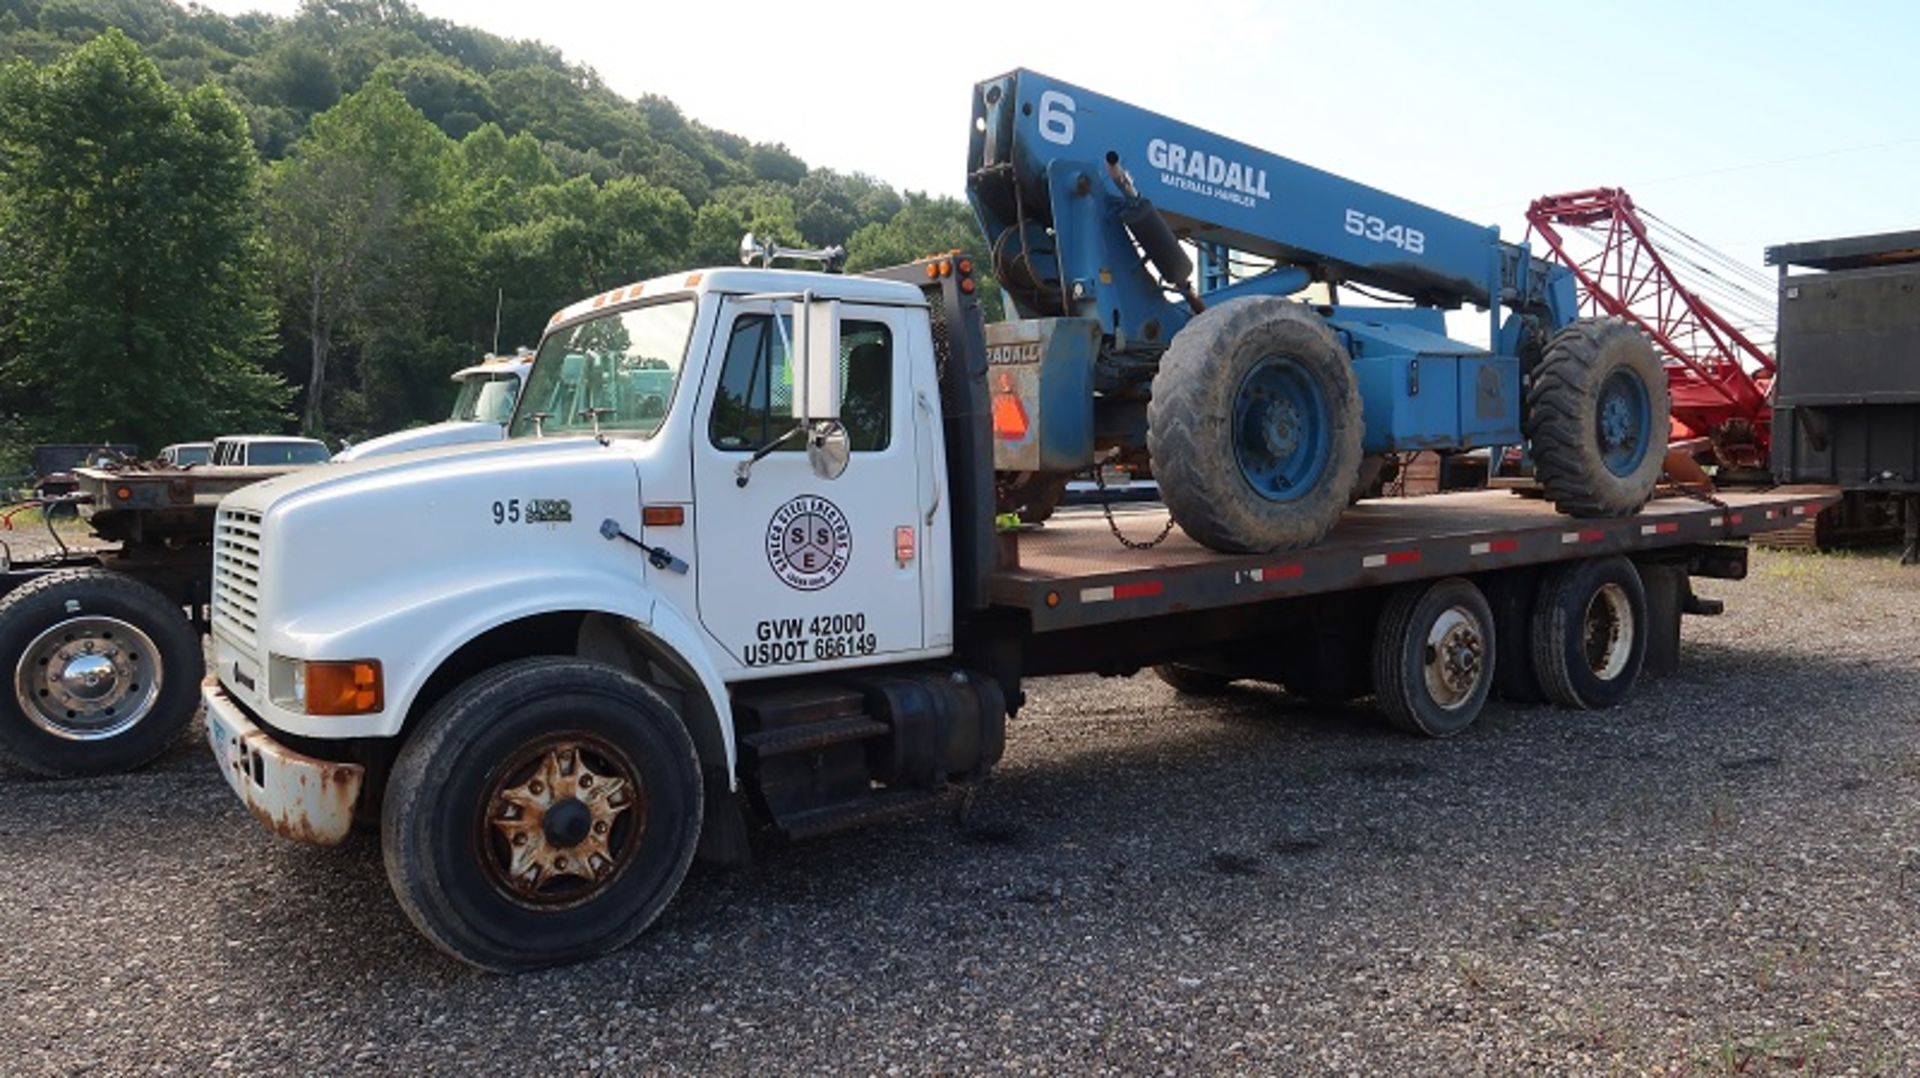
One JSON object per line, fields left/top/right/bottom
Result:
{"left": 382, "top": 658, "right": 703, "bottom": 972}
{"left": 0, "top": 568, "right": 202, "bottom": 777}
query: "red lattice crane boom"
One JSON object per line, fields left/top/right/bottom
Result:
{"left": 1525, "top": 188, "right": 1777, "bottom": 474}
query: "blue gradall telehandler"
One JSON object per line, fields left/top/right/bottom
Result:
{"left": 968, "top": 70, "right": 1671, "bottom": 552}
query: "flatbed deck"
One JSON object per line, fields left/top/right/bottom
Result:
{"left": 992, "top": 486, "right": 1842, "bottom": 632}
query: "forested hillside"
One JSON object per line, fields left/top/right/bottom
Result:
{"left": 0, "top": 0, "right": 985, "bottom": 455}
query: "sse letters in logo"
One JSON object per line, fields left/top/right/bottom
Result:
{"left": 765, "top": 496, "right": 851, "bottom": 591}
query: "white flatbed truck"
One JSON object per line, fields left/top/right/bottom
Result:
{"left": 202, "top": 256, "right": 1835, "bottom": 970}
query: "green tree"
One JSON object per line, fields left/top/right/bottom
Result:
{"left": 847, "top": 194, "right": 1001, "bottom": 317}
{"left": 0, "top": 29, "right": 287, "bottom": 450}
{"left": 266, "top": 80, "right": 461, "bottom": 434}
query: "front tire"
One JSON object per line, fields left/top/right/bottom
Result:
{"left": 1371, "top": 577, "right": 1496, "bottom": 737}
{"left": 0, "top": 568, "right": 202, "bottom": 777}
{"left": 1149, "top": 297, "right": 1364, "bottom": 553}
{"left": 382, "top": 657, "right": 702, "bottom": 972}
{"left": 1524, "top": 317, "right": 1669, "bottom": 517}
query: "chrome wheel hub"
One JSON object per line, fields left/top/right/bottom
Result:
{"left": 14, "top": 616, "right": 161, "bottom": 741}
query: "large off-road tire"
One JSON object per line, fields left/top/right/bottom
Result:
{"left": 1524, "top": 317, "right": 1669, "bottom": 517}
{"left": 382, "top": 657, "right": 702, "bottom": 972}
{"left": 1148, "top": 297, "right": 1364, "bottom": 553}
{"left": 1371, "top": 577, "right": 1496, "bottom": 737}
{"left": 1349, "top": 454, "right": 1394, "bottom": 504}
{"left": 0, "top": 568, "right": 202, "bottom": 777}
{"left": 1152, "top": 663, "right": 1235, "bottom": 697}
{"left": 1530, "top": 556, "right": 1648, "bottom": 710}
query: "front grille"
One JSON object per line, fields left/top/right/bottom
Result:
{"left": 213, "top": 507, "right": 263, "bottom": 649}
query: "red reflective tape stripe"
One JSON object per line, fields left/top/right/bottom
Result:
{"left": 1385, "top": 549, "right": 1421, "bottom": 566}
{"left": 1729, "top": 512, "right": 1745, "bottom": 525}
{"left": 1487, "top": 538, "right": 1517, "bottom": 554}
{"left": 1112, "top": 580, "right": 1162, "bottom": 600}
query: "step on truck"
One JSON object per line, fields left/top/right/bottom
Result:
{"left": 203, "top": 248, "right": 1833, "bottom": 970}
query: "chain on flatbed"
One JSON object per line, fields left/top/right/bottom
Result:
{"left": 1092, "top": 464, "right": 1176, "bottom": 550}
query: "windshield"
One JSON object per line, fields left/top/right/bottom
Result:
{"left": 237, "top": 441, "right": 329, "bottom": 465}
{"left": 510, "top": 299, "right": 696, "bottom": 440}
{"left": 450, "top": 373, "right": 521, "bottom": 423}
{"left": 169, "top": 445, "right": 211, "bottom": 465}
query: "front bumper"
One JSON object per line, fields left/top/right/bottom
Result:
{"left": 204, "top": 679, "right": 364, "bottom": 846}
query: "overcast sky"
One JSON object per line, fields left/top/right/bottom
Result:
{"left": 190, "top": 0, "right": 1917, "bottom": 296}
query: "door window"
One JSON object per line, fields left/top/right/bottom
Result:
{"left": 709, "top": 315, "right": 891, "bottom": 453}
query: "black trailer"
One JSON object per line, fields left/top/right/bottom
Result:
{"left": 0, "top": 464, "right": 290, "bottom": 776}
{"left": 1766, "top": 229, "right": 1920, "bottom": 562}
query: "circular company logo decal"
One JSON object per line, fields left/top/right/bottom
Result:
{"left": 765, "top": 495, "right": 852, "bottom": 591}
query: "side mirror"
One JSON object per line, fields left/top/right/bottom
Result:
{"left": 790, "top": 294, "right": 841, "bottom": 423}
{"left": 806, "top": 420, "right": 850, "bottom": 480}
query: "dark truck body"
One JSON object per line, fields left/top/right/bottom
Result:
{"left": 1768, "top": 229, "right": 1920, "bottom": 494}
{"left": 1764, "top": 229, "right": 1920, "bottom": 560}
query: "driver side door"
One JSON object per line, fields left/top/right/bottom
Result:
{"left": 690, "top": 296, "right": 927, "bottom": 677}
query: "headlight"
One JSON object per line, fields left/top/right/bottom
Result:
{"left": 270, "top": 655, "right": 384, "bottom": 715}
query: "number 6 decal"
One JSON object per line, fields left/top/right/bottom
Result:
{"left": 1037, "top": 90, "right": 1075, "bottom": 146}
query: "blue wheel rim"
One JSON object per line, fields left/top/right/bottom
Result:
{"left": 1233, "top": 354, "right": 1331, "bottom": 502}
{"left": 1595, "top": 369, "right": 1652, "bottom": 477}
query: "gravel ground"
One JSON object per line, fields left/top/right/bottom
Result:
{"left": 2, "top": 545, "right": 1917, "bottom": 1075}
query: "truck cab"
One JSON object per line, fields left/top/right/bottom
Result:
{"left": 333, "top": 350, "right": 535, "bottom": 462}
{"left": 203, "top": 263, "right": 994, "bottom": 969}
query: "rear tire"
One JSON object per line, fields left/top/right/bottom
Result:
{"left": 0, "top": 569, "right": 201, "bottom": 777}
{"left": 1524, "top": 317, "right": 1669, "bottom": 517}
{"left": 1371, "top": 577, "right": 1495, "bottom": 737}
{"left": 1530, "top": 556, "right": 1648, "bottom": 709}
{"left": 1149, "top": 297, "right": 1364, "bottom": 553}
{"left": 382, "top": 657, "right": 702, "bottom": 972}
{"left": 1152, "top": 663, "right": 1234, "bottom": 697}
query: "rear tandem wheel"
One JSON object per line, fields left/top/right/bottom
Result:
{"left": 1530, "top": 555, "right": 1649, "bottom": 709}
{"left": 1371, "top": 576, "right": 1497, "bottom": 737}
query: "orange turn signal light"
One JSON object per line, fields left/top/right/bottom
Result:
{"left": 643, "top": 505, "right": 685, "bottom": 527}
{"left": 306, "top": 660, "right": 383, "bottom": 716}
